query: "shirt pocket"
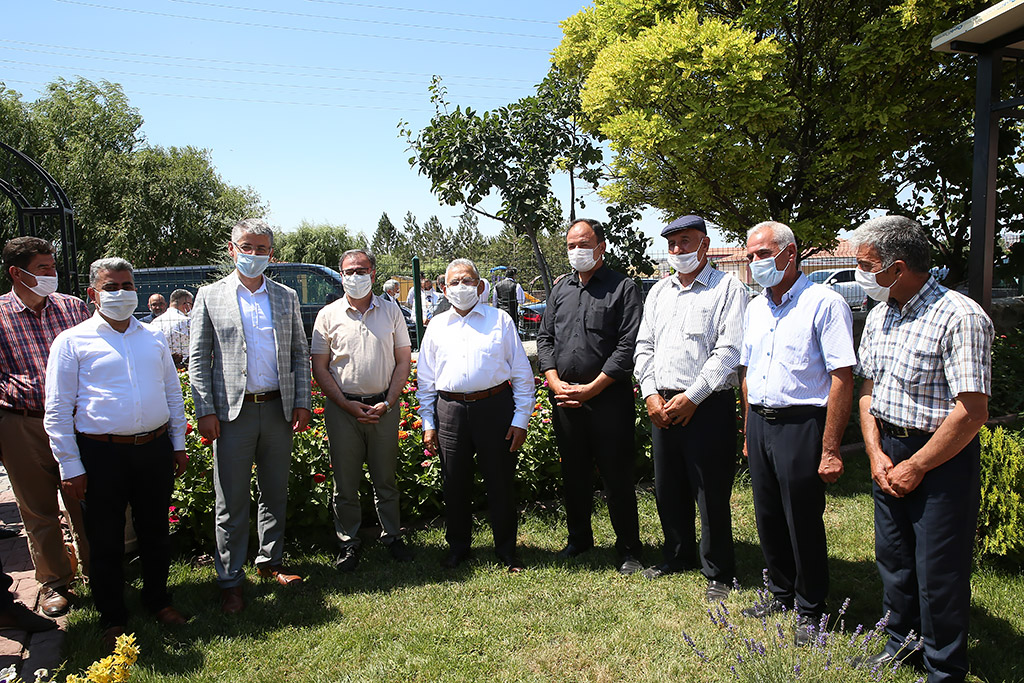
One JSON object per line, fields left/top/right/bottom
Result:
{"left": 585, "top": 306, "right": 609, "bottom": 332}
{"left": 683, "top": 304, "right": 712, "bottom": 337}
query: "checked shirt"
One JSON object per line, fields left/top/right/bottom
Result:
{"left": 857, "top": 276, "right": 993, "bottom": 432}
{"left": 0, "top": 291, "right": 89, "bottom": 412}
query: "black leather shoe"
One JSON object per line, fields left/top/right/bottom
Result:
{"left": 617, "top": 556, "right": 643, "bottom": 575}
{"left": 387, "top": 538, "right": 414, "bottom": 562}
{"left": 441, "top": 551, "right": 471, "bottom": 570}
{"left": 640, "top": 563, "right": 675, "bottom": 580}
{"left": 705, "top": 580, "right": 731, "bottom": 602}
{"left": 740, "top": 598, "right": 787, "bottom": 619}
{"left": 335, "top": 546, "right": 359, "bottom": 572}
{"left": 850, "top": 648, "right": 921, "bottom": 670}
{"left": 794, "top": 615, "right": 818, "bottom": 647}
{"left": 0, "top": 602, "right": 56, "bottom": 633}
{"left": 555, "top": 544, "right": 592, "bottom": 560}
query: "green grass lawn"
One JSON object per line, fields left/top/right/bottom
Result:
{"left": 61, "top": 454, "right": 1024, "bottom": 683}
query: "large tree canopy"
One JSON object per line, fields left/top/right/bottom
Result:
{"left": 553, "top": 0, "right": 996, "bottom": 254}
{"left": 0, "top": 77, "right": 262, "bottom": 272}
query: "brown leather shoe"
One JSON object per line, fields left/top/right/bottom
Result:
{"left": 221, "top": 586, "right": 244, "bottom": 615}
{"left": 154, "top": 605, "right": 188, "bottom": 625}
{"left": 102, "top": 625, "right": 125, "bottom": 652}
{"left": 39, "top": 585, "right": 71, "bottom": 618}
{"left": 256, "top": 564, "right": 303, "bottom": 586}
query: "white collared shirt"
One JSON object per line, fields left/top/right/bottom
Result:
{"left": 235, "top": 274, "right": 279, "bottom": 393}
{"left": 152, "top": 306, "right": 190, "bottom": 358}
{"left": 415, "top": 303, "right": 534, "bottom": 431}
{"left": 43, "top": 313, "right": 187, "bottom": 479}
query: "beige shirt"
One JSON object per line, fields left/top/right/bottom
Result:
{"left": 311, "top": 294, "right": 411, "bottom": 395}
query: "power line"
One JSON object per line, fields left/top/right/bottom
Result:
{"left": 54, "top": 0, "right": 552, "bottom": 52}
{"left": 168, "top": 0, "right": 559, "bottom": 40}
{"left": 0, "top": 44, "right": 531, "bottom": 91}
{"left": 0, "top": 60, "right": 520, "bottom": 102}
{"left": 0, "top": 39, "right": 538, "bottom": 84}
{"left": 303, "top": 0, "right": 559, "bottom": 26}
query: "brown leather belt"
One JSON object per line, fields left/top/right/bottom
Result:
{"left": 0, "top": 406, "right": 44, "bottom": 419}
{"left": 79, "top": 424, "right": 168, "bottom": 446}
{"left": 438, "top": 382, "right": 510, "bottom": 402}
{"left": 877, "top": 418, "right": 932, "bottom": 439}
{"left": 244, "top": 390, "right": 281, "bottom": 404}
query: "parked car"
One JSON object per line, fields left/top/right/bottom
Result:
{"left": 807, "top": 268, "right": 869, "bottom": 311}
{"left": 518, "top": 301, "right": 546, "bottom": 339}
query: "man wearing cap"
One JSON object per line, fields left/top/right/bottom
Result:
{"left": 634, "top": 215, "right": 748, "bottom": 600}
{"left": 739, "top": 221, "right": 855, "bottom": 644}
{"left": 538, "top": 218, "right": 644, "bottom": 575}
{"left": 0, "top": 236, "right": 90, "bottom": 618}
{"left": 852, "top": 216, "right": 991, "bottom": 681}
{"left": 311, "top": 249, "right": 413, "bottom": 573}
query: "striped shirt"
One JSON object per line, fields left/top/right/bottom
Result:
{"left": 634, "top": 263, "right": 748, "bottom": 403}
{"left": 0, "top": 291, "right": 89, "bottom": 412}
{"left": 741, "top": 273, "right": 856, "bottom": 408}
{"left": 857, "top": 276, "right": 992, "bottom": 432}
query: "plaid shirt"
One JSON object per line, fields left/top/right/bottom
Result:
{"left": 0, "top": 291, "right": 89, "bottom": 412}
{"left": 857, "top": 277, "right": 993, "bottom": 432}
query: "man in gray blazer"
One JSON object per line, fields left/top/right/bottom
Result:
{"left": 189, "top": 218, "right": 312, "bottom": 615}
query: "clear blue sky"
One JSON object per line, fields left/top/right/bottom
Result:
{"left": 3, "top": 0, "right": 712, "bottom": 252}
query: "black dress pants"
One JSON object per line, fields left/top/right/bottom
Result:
{"left": 552, "top": 381, "right": 641, "bottom": 559}
{"left": 78, "top": 432, "right": 174, "bottom": 629}
{"left": 746, "top": 407, "right": 828, "bottom": 618}
{"left": 875, "top": 432, "right": 979, "bottom": 683}
{"left": 0, "top": 555, "right": 13, "bottom": 609}
{"left": 651, "top": 389, "right": 736, "bottom": 579}
{"left": 436, "top": 389, "right": 518, "bottom": 562}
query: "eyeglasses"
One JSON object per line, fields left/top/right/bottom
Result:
{"left": 341, "top": 268, "right": 371, "bottom": 277}
{"left": 446, "top": 277, "right": 479, "bottom": 287}
{"left": 232, "top": 242, "right": 272, "bottom": 256}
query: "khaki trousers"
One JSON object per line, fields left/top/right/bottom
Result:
{"left": 0, "top": 411, "right": 89, "bottom": 587}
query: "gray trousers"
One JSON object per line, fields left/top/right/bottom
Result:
{"left": 324, "top": 401, "right": 401, "bottom": 549}
{"left": 212, "top": 397, "right": 293, "bottom": 588}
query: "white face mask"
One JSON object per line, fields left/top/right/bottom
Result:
{"left": 855, "top": 264, "right": 896, "bottom": 302}
{"left": 96, "top": 289, "right": 139, "bottom": 321}
{"left": 567, "top": 247, "right": 598, "bottom": 273}
{"left": 235, "top": 252, "right": 270, "bottom": 279}
{"left": 343, "top": 273, "right": 373, "bottom": 299}
{"left": 17, "top": 268, "right": 58, "bottom": 297}
{"left": 667, "top": 240, "right": 706, "bottom": 275}
{"left": 446, "top": 283, "right": 480, "bottom": 310}
{"left": 749, "top": 249, "right": 789, "bottom": 289}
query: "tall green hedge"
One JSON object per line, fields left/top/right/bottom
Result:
{"left": 977, "top": 426, "right": 1024, "bottom": 561}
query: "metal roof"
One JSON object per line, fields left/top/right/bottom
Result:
{"left": 933, "top": 0, "right": 1024, "bottom": 54}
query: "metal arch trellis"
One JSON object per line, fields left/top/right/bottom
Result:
{"left": 0, "top": 141, "right": 81, "bottom": 297}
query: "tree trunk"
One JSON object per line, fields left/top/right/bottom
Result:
{"left": 523, "top": 224, "right": 553, "bottom": 295}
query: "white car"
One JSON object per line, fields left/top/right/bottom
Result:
{"left": 808, "top": 268, "right": 869, "bottom": 311}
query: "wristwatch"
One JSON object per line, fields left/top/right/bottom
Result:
{"left": 383, "top": 400, "right": 392, "bottom": 413}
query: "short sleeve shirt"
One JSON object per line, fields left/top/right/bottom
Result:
{"left": 312, "top": 294, "right": 411, "bottom": 395}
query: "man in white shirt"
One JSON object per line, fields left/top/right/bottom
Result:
{"left": 405, "top": 276, "right": 438, "bottom": 321}
{"left": 45, "top": 257, "right": 189, "bottom": 649}
{"left": 416, "top": 258, "right": 534, "bottom": 572}
{"left": 189, "top": 219, "right": 311, "bottom": 615}
{"left": 152, "top": 288, "right": 192, "bottom": 368}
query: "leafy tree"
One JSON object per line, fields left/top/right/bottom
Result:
{"left": 401, "top": 69, "right": 651, "bottom": 295}
{"left": 371, "top": 212, "right": 405, "bottom": 259}
{"left": 553, "top": 0, "right": 992, "bottom": 254}
{"left": 273, "top": 220, "right": 365, "bottom": 269}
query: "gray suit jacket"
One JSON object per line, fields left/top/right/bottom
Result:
{"left": 189, "top": 272, "right": 311, "bottom": 422}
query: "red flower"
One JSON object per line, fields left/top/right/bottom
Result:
{"left": 168, "top": 515, "right": 180, "bottom": 524}
{"left": 412, "top": 420, "right": 422, "bottom": 429}
{"left": 185, "top": 423, "right": 193, "bottom": 435}
{"left": 200, "top": 437, "right": 212, "bottom": 446}
{"left": 313, "top": 473, "right": 327, "bottom": 483}
{"left": 313, "top": 407, "right": 325, "bottom": 415}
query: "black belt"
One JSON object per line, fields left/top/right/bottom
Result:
{"left": 79, "top": 424, "right": 168, "bottom": 446}
{"left": 0, "top": 405, "right": 44, "bottom": 419}
{"left": 244, "top": 390, "right": 281, "bottom": 404}
{"left": 343, "top": 392, "right": 387, "bottom": 405}
{"left": 877, "top": 418, "right": 932, "bottom": 439}
{"left": 750, "top": 404, "right": 825, "bottom": 422}
{"left": 658, "top": 388, "right": 732, "bottom": 400}
{"left": 438, "top": 382, "right": 510, "bottom": 402}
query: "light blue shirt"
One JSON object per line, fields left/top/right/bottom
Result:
{"left": 740, "top": 273, "right": 856, "bottom": 408}
{"left": 234, "top": 274, "right": 279, "bottom": 394}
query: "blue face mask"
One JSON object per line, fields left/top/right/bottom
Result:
{"left": 749, "top": 249, "right": 789, "bottom": 289}
{"left": 235, "top": 252, "right": 270, "bottom": 279}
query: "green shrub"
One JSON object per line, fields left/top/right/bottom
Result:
{"left": 977, "top": 426, "right": 1024, "bottom": 560}
{"left": 990, "top": 329, "right": 1024, "bottom": 417}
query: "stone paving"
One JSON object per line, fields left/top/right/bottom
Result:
{"left": 0, "top": 469, "right": 65, "bottom": 682}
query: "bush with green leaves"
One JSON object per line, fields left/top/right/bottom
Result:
{"left": 976, "top": 426, "right": 1024, "bottom": 561}
{"left": 171, "top": 366, "right": 654, "bottom": 548}
{"left": 990, "top": 329, "right": 1024, "bottom": 418}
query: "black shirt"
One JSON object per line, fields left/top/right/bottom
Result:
{"left": 537, "top": 265, "right": 642, "bottom": 384}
